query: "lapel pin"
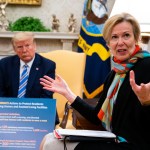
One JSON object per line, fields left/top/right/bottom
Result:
{"left": 36, "top": 68, "right": 39, "bottom": 70}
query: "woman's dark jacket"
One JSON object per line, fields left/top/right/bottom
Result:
{"left": 71, "top": 57, "right": 150, "bottom": 150}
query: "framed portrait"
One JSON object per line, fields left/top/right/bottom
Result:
{"left": 0, "top": 0, "right": 42, "bottom": 5}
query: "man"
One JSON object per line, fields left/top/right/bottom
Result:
{"left": 0, "top": 32, "right": 59, "bottom": 125}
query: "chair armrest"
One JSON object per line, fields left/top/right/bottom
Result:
{"left": 72, "top": 98, "right": 105, "bottom": 130}
{"left": 59, "top": 102, "right": 72, "bottom": 128}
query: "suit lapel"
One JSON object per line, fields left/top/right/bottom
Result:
{"left": 26, "top": 54, "right": 41, "bottom": 94}
{"left": 12, "top": 57, "right": 20, "bottom": 97}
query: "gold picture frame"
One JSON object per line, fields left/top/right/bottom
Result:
{"left": 0, "top": 0, "right": 42, "bottom": 5}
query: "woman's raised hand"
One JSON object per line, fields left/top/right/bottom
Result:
{"left": 40, "top": 75, "right": 76, "bottom": 103}
{"left": 130, "top": 70, "right": 150, "bottom": 105}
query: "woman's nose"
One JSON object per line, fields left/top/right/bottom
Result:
{"left": 117, "top": 37, "right": 124, "bottom": 45}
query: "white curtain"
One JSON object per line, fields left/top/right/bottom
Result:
{"left": 110, "top": 0, "right": 150, "bottom": 33}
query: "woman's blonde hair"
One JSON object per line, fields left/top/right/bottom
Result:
{"left": 103, "top": 13, "right": 141, "bottom": 44}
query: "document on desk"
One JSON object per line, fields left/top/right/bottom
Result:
{"left": 0, "top": 98, "right": 56, "bottom": 150}
{"left": 54, "top": 129, "right": 116, "bottom": 142}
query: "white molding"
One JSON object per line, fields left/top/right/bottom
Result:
{"left": 0, "top": 32, "right": 79, "bottom": 56}
{"left": 0, "top": 31, "right": 79, "bottom": 40}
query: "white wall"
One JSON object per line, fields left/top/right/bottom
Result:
{"left": 6, "top": 0, "right": 115, "bottom": 33}
{"left": 0, "top": 0, "right": 116, "bottom": 57}
{"left": 6, "top": 0, "right": 85, "bottom": 33}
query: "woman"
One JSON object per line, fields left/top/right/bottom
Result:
{"left": 40, "top": 13, "right": 150, "bottom": 150}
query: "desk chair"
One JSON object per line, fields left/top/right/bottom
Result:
{"left": 40, "top": 50, "right": 86, "bottom": 129}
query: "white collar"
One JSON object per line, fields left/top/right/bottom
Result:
{"left": 20, "top": 55, "right": 35, "bottom": 68}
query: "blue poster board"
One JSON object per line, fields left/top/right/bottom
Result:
{"left": 0, "top": 98, "right": 56, "bottom": 150}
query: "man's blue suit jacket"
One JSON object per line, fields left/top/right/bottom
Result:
{"left": 0, "top": 53, "right": 59, "bottom": 124}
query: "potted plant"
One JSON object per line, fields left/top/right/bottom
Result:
{"left": 9, "top": 16, "right": 50, "bottom": 32}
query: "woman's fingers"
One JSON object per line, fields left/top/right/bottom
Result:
{"left": 40, "top": 75, "right": 54, "bottom": 88}
{"left": 129, "top": 70, "right": 140, "bottom": 92}
{"left": 130, "top": 70, "right": 150, "bottom": 105}
{"left": 43, "top": 75, "right": 54, "bottom": 81}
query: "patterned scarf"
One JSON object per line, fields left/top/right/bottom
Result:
{"left": 97, "top": 46, "right": 150, "bottom": 131}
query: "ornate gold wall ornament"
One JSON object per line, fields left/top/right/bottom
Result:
{"left": 0, "top": 0, "right": 41, "bottom": 5}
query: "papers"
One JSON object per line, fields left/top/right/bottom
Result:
{"left": 54, "top": 129, "right": 116, "bottom": 141}
{"left": 0, "top": 98, "right": 56, "bottom": 149}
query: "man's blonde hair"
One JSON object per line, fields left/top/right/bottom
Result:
{"left": 12, "top": 32, "right": 34, "bottom": 46}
